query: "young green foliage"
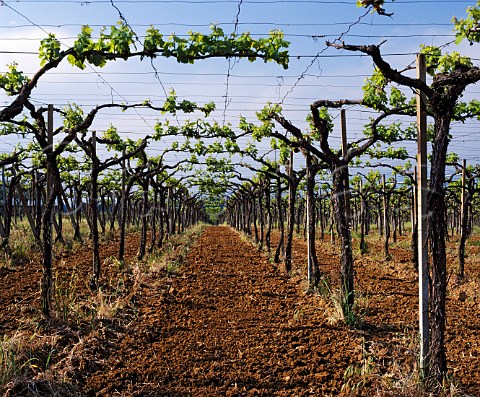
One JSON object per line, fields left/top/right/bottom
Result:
{"left": 420, "top": 45, "right": 473, "bottom": 76}
{"left": 63, "top": 104, "right": 87, "bottom": 132}
{"left": 40, "top": 23, "right": 290, "bottom": 71}
{"left": 0, "top": 63, "right": 29, "bottom": 96}
{"left": 39, "top": 34, "right": 61, "bottom": 66}
{"left": 453, "top": 1, "right": 480, "bottom": 45}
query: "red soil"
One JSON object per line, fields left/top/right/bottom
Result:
{"left": 1, "top": 226, "right": 479, "bottom": 396}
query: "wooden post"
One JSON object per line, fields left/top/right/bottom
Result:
{"left": 47, "top": 105, "right": 53, "bottom": 206}
{"left": 461, "top": 158, "right": 466, "bottom": 232}
{"left": 359, "top": 179, "right": 363, "bottom": 213}
{"left": 340, "top": 109, "right": 351, "bottom": 226}
{"left": 77, "top": 171, "right": 82, "bottom": 220}
{"left": 359, "top": 178, "right": 367, "bottom": 254}
{"left": 306, "top": 155, "right": 312, "bottom": 285}
{"left": 42, "top": 104, "right": 54, "bottom": 316}
{"left": 285, "top": 149, "right": 294, "bottom": 266}
{"left": 46, "top": 106, "right": 53, "bottom": 231}
{"left": 412, "top": 166, "right": 417, "bottom": 230}
{"left": 382, "top": 174, "right": 387, "bottom": 235}
{"left": 91, "top": 130, "right": 100, "bottom": 284}
{"left": 45, "top": 106, "right": 54, "bottom": 240}
{"left": 2, "top": 166, "right": 5, "bottom": 217}
{"left": 119, "top": 149, "right": 127, "bottom": 262}
{"left": 417, "top": 53, "right": 429, "bottom": 376}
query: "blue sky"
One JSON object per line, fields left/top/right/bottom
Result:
{"left": 0, "top": 0, "right": 479, "bottom": 175}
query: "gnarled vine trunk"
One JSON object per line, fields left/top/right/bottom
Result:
{"left": 427, "top": 112, "right": 451, "bottom": 383}
{"left": 332, "top": 164, "right": 354, "bottom": 314}
{"left": 305, "top": 153, "right": 321, "bottom": 288}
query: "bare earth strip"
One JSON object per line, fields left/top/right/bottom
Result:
{"left": 85, "top": 226, "right": 358, "bottom": 396}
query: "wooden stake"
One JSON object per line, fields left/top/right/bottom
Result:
{"left": 2, "top": 166, "right": 5, "bottom": 217}
{"left": 46, "top": 104, "right": 54, "bottom": 237}
{"left": 382, "top": 174, "right": 387, "bottom": 235}
{"left": 306, "top": 155, "right": 312, "bottom": 285}
{"left": 122, "top": 148, "right": 126, "bottom": 219}
{"left": 416, "top": 53, "right": 429, "bottom": 376}
{"left": 46, "top": 104, "right": 53, "bottom": 236}
{"left": 412, "top": 166, "right": 417, "bottom": 228}
{"left": 47, "top": 105, "right": 53, "bottom": 206}
{"left": 340, "top": 109, "right": 351, "bottom": 225}
{"left": 119, "top": 148, "right": 126, "bottom": 261}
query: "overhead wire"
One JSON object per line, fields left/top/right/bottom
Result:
{"left": 1, "top": 0, "right": 479, "bottom": 172}
{"left": 0, "top": 22, "right": 458, "bottom": 29}
{"left": 0, "top": 33, "right": 458, "bottom": 40}
{"left": 0, "top": 0, "right": 473, "bottom": 4}
{"left": 107, "top": 0, "right": 163, "bottom": 128}
{"left": 1, "top": 0, "right": 155, "bottom": 131}
{"left": 280, "top": 7, "right": 376, "bottom": 104}
{"left": 222, "top": 0, "right": 243, "bottom": 126}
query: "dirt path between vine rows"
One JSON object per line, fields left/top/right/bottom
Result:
{"left": 3, "top": 224, "right": 479, "bottom": 395}
{"left": 82, "top": 226, "right": 360, "bottom": 396}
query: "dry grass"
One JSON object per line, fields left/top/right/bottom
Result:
{"left": 340, "top": 334, "right": 474, "bottom": 397}
{"left": 0, "top": 332, "right": 26, "bottom": 392}
{"left": 147, "top": 223, "right": 206, "bottom": 274}
{"left": 324, "top": 287, "right": 369, "bottom": 328}
{"left": 0, "top": 331, "right": 80, "bottom": 396}
{"left": 1, "top": 222, "right": 207, "bottom": 395}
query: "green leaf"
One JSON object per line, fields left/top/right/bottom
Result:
{"left": 39, "top": 34, "right": 61, "bottom": 66}
{"left": 0, "top": 63, "right": 29, "bottom": 96}
{"left": 63, "top": 103, "right": 85, "bottom": 131}
{"left": 362, "top": 68, "right": 388, "bottom": 110}
{"left": 453, "top": 2, "right": 480, "bottom": 45}
{"left": 69, "top": 25, "right": 95, "bottom": 69}
{"left": 143, "top": 26, "right": 164, "bottom": 54}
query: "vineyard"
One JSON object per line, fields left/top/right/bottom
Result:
{"left": 1, "top": 0, "right": 480, "bottom": 396}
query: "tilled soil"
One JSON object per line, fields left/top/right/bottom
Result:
{"left": 83, "top": 226, "right": 358, "bottom": 396}
{"left": 2, "top": 226, "right": 480, "bottom": 396}
{"left": 283, "top": 230, "right": 480, "bottom": 396}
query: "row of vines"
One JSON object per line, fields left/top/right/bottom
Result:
{"left": 2, "top": 0, "right": 480, "bottom": 393}
{"left": 225, "top": 161, "right": 479, "bottom": 277}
